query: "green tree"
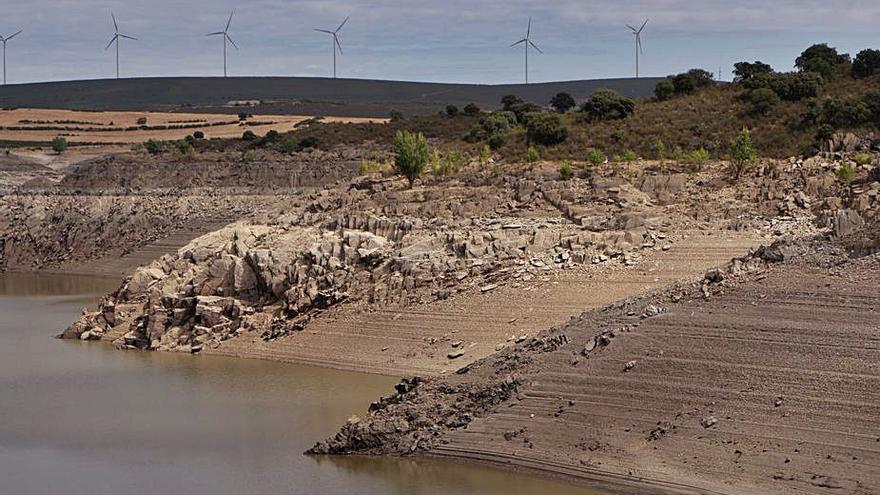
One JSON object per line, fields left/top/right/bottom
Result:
{"left": 549, "top": 92, "right": 576, "bottom": 113}
{"left": 852, "top": 49, "right": 880, "bottom": 78}
{"left": 733, "top": 61, "right": 774, "bottom": 82}
{"left": 51, "top": 136, "right": 68, "bottom": 154}
{"left": 525, "top": 112, "right": 569, "bottom": 145}
{"left": 463, "top": 103, "right": 480, "bottom": 116}
{"left": 654, "top": 79, "right": 675, "bottom": 101}
{"left": 579, "top": 89, "right": 635, "bottom": 121}
{"left": 394, "top": 130, "right": 430, "bottom": 187}
{"left": 729, "top": 129, "right": 757, "bottom": 179}
{"left": 671, "top": 69, "right": 715, "bottom": 94}
{"left": 795, "top": 43, "right": 849, "bottom": 79}
{"left": 445, "top": 105, "right": 459, "bottom": 117}
{"left": 819, "top": 97, "right": 871, "bottom": 128}
{"left": 747, "top": 88, "right": 781, "bottom": 115}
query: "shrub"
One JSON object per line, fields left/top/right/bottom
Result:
{"left": 747, "top": 88, "right": 781, "bottom": 115}
{"left": 815, "top": 124, "right": 835, "bottom": 144}
{"left": 242, "top": 149, "right": 255, "bottom": 162}
{"left": 620, "top": 149, "right": 638, "bottom": 162}
{"left": 359, "top": 159, "right": 392, "bottom": 175}
{"left": 819, "top": 97, "right": 871, "bottom": 128}
{"left": 145, "top": 139, "right": 162, "bottom": 154}
{"left": 670, "top": 69, "right": 715, "bottom": 95}
{"left": 853, "top": 153, "right": 872, "bottom": 166}
{"left": 733, "top": 61, "right": 774, "bottom": 82}
{"left": 524, "top": 146, "right": 540, "bottom": 163}
{"left": 585, "top": 148, "right": 606, "bottom": 166}
{"left": 525, "top": 112, "right": 569, "bottom": 145}
{"left": 479, "top": 145, "right": 493, "bottom": 166}
{"left": 686, "top": 147, "right": 711, "bottom": 166}
{"left": 852, "top": 49, "right": 880, "bottom": 78}
{"left": 671, "top": 146, "right": 686, "bottom": 161}
{"left": 795, "top": 43, "right": 849, "bottom": 79}
{"left": 654, "top": 79, "right": 675, "bottom": 101}
{"left": 580, "top": 88, "right": 635, "bottom": 121}
{"left": 445, "top": 105, "right": 459, "bottom": 117}
{"left": 744, "top": 72, "right": 821, "bottom": 101}
{"left": 192, "top": 131, "right": 205, "bottom": 139}
{"left": 51, "top": 136, "right": 68, "bottom": 154}
{"left": 175, "top": 140, "right": 195, "bottom": 156}
{"left": 463, "top": 103, "right": 480, "bottom": 116}
{"left": 467, "top": 111, "right": 515, "bottom": 148}
{"left": 610, "top": 129, "right": 624, "bottom": 143}
{"left": 238, "top": 112, "right": 249, "bottom": 121}
{"left": 836, "top": 162, "right": 857, "bottom": 183}
{"left": 432, "top": 149, "right": 466, "bottom": 176}
{"left": 394, "top": 130, "right": 430, "bottom": 187}
{"left": 864, "top": 92, "right": 880, "bottom": 124}
{"left": 389, "top": 110, "right": 404, "bottom": 122}
{"left": 550, "top": 92, "right": 576, "bottom": 113}
{"left": 242, "top": 130, "right": 257, "bottom": 141}
{"left": 558, "top": 161, "right": 574, "bottom": 180}
{"left": 501, "top": 95, "right": 523, "bottom": 110}
{"left": 136, "top": 117, "right": 147, "bottom": 125}
{"left": 262, "top": 130, "right": 280, "bottom": 144}
{"left": 654, "top": 140, "right": 667, "bottom": 162}
{"left": 298, "top": 136, "right": 320, "bottom": 149}
{"left": 730, "top": 129, "right": 757, "bottom": 178}
{"left": 487, "top": 131, "right": 507, "bottom": 150}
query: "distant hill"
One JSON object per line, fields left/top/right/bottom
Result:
{"left": 0, "top": 77, "right": 663, "bottom": 117}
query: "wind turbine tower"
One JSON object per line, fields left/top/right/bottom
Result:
{"left": 206, "top": 11, "right": 238, "bottom": 77}
{"left": 315, "top": 16, "right": 348, "bottom": 79}
{"left": 627, "top": 19, "right": 648, "bottom": 78}
{"left": 0, "top": 30, "right": 22, "bottom": 85}
{"left": 105, "top": 13, "right": 136, "bottom": 79}
{"left": 510, "top": 17, "right": 543, "bottom": 84}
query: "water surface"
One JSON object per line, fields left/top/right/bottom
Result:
{"left": 0, "top": 272, "right": 601, "bottom": 495}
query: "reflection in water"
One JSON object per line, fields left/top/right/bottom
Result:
{"left": 0, "top": 272, "right": 603, "bottom": 495}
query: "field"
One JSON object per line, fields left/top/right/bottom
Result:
{"left": 0, "top": 108, "right": 381, "bottom": 145}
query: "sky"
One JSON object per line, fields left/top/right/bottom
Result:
{"left": 1, "top": 0, "right": 879, "bottom": 85}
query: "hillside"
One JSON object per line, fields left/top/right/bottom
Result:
{"left": 0, "top": 76, "right": 663, "bottom": 118}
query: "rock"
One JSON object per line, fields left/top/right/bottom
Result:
{"left": 480, "top": 284, "right": 499, "bottom": 293}
{"left": 700, "top": 416, "right": 718, "bottom": 428}
{"left": 832, "top": 209, "right": 865, "bottom": 238}
{"left": 447, "top": 350, "right": 465, "bottom": 359}
{"left": 624, "top": 360, "right": 637, "bottom": 371}
{"left": 775, "top": 397, "right": 784, "bottom": 408}
{"left": 451, "top": 340, "right": 463, "bottom": 348}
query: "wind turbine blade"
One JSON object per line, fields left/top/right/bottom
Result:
{"left": 226, "top": 34, "right": 239, "bottom": 50}
{"left": 206, "top": 32, "right": 225, "bottom": 36}
{"left": 639, "top": 19, "right": 649, "bottom": 33}
{"left": 315, "top": 29, "right": 334, "bottom": 34}
{"left": 529, "top": 40, "right": 543, "bottom": 54}
{"left": 334, "top": 35, "right": 343, "bottom": 54}
{"left": 336, "top": 16, "right": 349, "bottom": 32}
{"left": 119, "top": 34, "right": 137, "bottom": 40}
{"left": 527, "top": 16, "right": 531, "bottom": 38}
{"left": 6, "top": 30, "right": 23, "bottom": 41}
{"left": 637, "top": 36, "right": 643, "bottom": 54}
{"left": 626, "top": 24, "right": 637, "bottom": 32}
{"left": 226, "top": 10, "right": 234, "bottom": 32}
{"left": 510, "top": 39, "right": 527, "bottom": 47}
{"left": 105, "top": 35, "right": 118, "bottom": 50}
{"left": 112, "top": 12, "right": 118, "bottom": 32}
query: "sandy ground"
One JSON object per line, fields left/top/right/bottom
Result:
{"left": 210, "top": 232, "right": 761, "bottom": 376}
{"left": 0, "top": 108, "right": 383, "bottom": 144}
{"left": 428, "top": 253, "right": 880, "bottom": 495}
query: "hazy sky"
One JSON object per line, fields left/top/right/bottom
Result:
{"left": 1, "top": 0, "right": 879, "bottom": 85}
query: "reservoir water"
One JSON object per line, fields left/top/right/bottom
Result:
{"left": 0, "top": 272, "right": 600, "bottom": 495}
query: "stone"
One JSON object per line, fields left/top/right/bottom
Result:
{"left": 447, "top": 350, "right": 465, "bottom": 359}
{"left": 624, "top": 360, "right": 637, "bottom": 371}
{"left": 700, "top": 416, "right": 718, "bottom": 428}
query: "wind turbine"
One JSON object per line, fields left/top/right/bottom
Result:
{"left": 105, "top": 13, "right": 136, "bottom": 79}
{"left": 315, "top": 16, "right": 348, "bottom": 79}
{"left": 206, "top": 11, "right": 238, "bottom": 77}
{"left": 0, "top": 30, "right": 22, "bottom": 86}
{"left": 510, "top": 17, "right": 542, "bottom": 84}
{"left": 627, "top": 19, "right": 648, "bottom": 78}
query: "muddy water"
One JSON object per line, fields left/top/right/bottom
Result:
{"left": 0, "top": 273, "right": 601, "bottom": 495}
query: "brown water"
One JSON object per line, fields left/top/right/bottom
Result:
{"left": 0, "top": 273, "right": 602, "bottom": 495}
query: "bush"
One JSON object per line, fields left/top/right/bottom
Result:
{"left": 478, "top": 145, "right": 493, "bottom": 166}
{"left": 853, "top": 153, "right": 872, "bottom": 166}
{"left": 550, "top": 92, "right": 576, "bottom": 113}
{"left": 620, "top": 149, "right": 638, "bottom": 162}
{"left": 852, "top": 49, "right": 880, "bottom": 78}
{"left": 51, "top": 136, "right": 68, "bottom": 154}
{"left": 192, "top": 131, "right": 205, "bottom": 139}
{"left": 744, "top": 72, "right": 821, "bottom": 101}
{"left": 730, "top": 129, "right": 757, "bottom": 178}
{"left": 238, "top": 113, "right": 249, "bottom": 121}
{"left": 836, "top": 162, "right": 857, "bottom": 183}
{"left": 747, "top": 88, "right": 781, "bottom": 115}
{"left": 262, "top": 130, "right": 280, "bottom": 144}
{"left": 389, "top": 110, "right": 404, "bottom": 122}
{"left": 431, "top": 149, "right": 466, "bottom": 176}
{"left": 686, "top": 147, "right": 711, "bottom": 166}
{"left": 145, "top": 139, "right": 162, "bottom": 154}
{"left": 298, "top": 136, "right": 320, "bottom": 149}
{"left": 733, "top": 61, "right": 774, "bottom": 82}
{"left": 487, "top": 131, "right": 507, "bottom": 150}
{"left": 795, "top": 43, "right": 849, "bottom": 79}
{"left": 394, "top": 130, "right": 430, "bottom": 187}
{"left": 558, "top": 161, "right": 574, "bottom": 180}
{"left": 359, "top": 159, "right": 392, "bottom": 175}
{"left": 445, "top": 105, "right": 459, "bottom": 117}
{"left": 175, "top": 140, "right": 195, "bottom": 156}
{"left": 654, "top": 79, "right": 675, "bottom": 101}
{"left": 580, "top": 88, "right": 635, "bottom": 121}
{"left": 524, "top": 146, "right": 540, "bottom": 163}
{"left": 654, "top": 140, "right": 667, "bottom": 162}
{"left": 815, "top": 124, "right": 835, "bottom": 143}
{"left": 864, "top": 92, "right": 880, "bottom": 124}
{"left": 819, "top": 97, "right": 871, "bottom": 128}
{"left": 525, "top": 112, "right": 569, "bottom": 145}
{"left": 610, "top": 129, "right": 624, "bottom": 143}
{"left": 136, "top": 117, "right": 147, "bottom": 126}
{"left": 242, "top": 130, "right": 257, "bottom": 141}
{"left": 463, "top": 103, "right": 480, "bottom": 116}
{"left": 467, "top": 111, "right": 515, "bottom": 148}
{"left": 585, "top": 148, "right": 606, "bottom": 166}
{"left": 669, "top": 69, "right": 715, "bottom": 95}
